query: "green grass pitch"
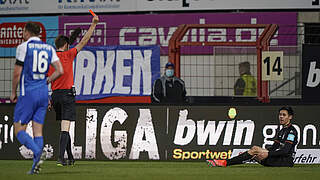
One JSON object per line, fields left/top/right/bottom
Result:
{"left": 0, "top": 160, "right": 319, "bottom": 180}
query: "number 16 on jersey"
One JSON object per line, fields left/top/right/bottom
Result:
{"left": 32, "top": 50, "right": 49, "bottom": 80}
{"left": 262, "top": 51, "right": 283, "bottom": 81}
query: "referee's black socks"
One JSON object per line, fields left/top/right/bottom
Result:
{"left": 59, "top": 131, "right": 69, "bottom": 160}
{"left": 226, "top": 151, "right": 253, "bottom": 166}
{"left": 66, "top": 133, "right": 74, "bottom": 160}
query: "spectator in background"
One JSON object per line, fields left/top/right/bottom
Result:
{"left": 234, "top": 61, "right": 257, "bottom": 96}
{"left": 151, "top": 62, "right": 187, "bottom": 103}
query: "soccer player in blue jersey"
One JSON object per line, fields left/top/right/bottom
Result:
{"left": 10, "top": 22, "right": 63, "bottom": 174}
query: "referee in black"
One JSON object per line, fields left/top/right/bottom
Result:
{"left": 207, "top": 106, "right": 298, "bottom": 167}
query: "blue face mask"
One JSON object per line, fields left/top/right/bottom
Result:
{"left": 165, "top": 69, "right": 174, "bottom": 77}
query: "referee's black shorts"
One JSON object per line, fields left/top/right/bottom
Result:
{"left": 51, "top": 89, "right": 76, "bottom": 121}
{"left": 259, "top": 156, "right": 294, "bottom": 167}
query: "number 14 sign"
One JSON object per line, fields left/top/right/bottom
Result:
{"left": 262, "top": 51, "right": 283, "bottom": 81}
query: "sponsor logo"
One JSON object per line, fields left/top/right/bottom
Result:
{"left": 0, "top": 0, "right": 30, "bottom": 5}
{"left": 1, "top": 107, "right": 320, "bottom": 163}
{"left": 0, "top": 115, "right": 13, "bottom": 150}
{"left": 58, "top": 0, "right": 120, "bottom": 3}
{"left": 63, "top": 22, "right": 106, "bottom": 46}
{"left": 84, "top": 108, "right": 160, "bottom": 160}
{"left": 287, "top": 134, "right": 295, "bottom": 141}
{"left": 0, "top": 22, "right": 46, "bottom": 48}
{"left": 173, "top": 110, "right": 255, "bottom": 146}
{"left": 0, "top": 115, "right": 54, "bottom": 159}
{"left": 263, "top": 124, "right": 320, "bottom": 148}
{"left": 294, "top": 149, "right": 320, "bottom": 164}
{"left": 295, "top": 153, "right": 317, "bottom": 163}
{"left": 119, "top": 18, "right": 280, "bottom": 50}
{"left": 173, "top": 148, "right": 320, "bottom": 164}
{"left": 173, "top": 149, "right": 232, "bottom": 160}
{"left": 144, "top": 0, "right": 191, "bottom": 7}
{"left": 57, "top": 0, "right": 121, "bottom": 10}
{"left": 306, "top": 61, "right": 320, "bottom": 87}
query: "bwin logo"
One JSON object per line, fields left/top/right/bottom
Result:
{"left": 307, "top": 61, "right": 320, "bottom": 87}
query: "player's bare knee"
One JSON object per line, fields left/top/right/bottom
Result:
{"left": 248, "top": 146, "right": 260, "bottom": 154}
{"left": 252, "top": 146, "right": 260, "bottom": 151}
{"left": 253, "top": 145, "right": 259, "bottom": 149}
{"left": 247, "top": 149, "right": 254, "bottom": 155}
{"left": 14, "top": 127, "right": 20, "bottom": 136}
{"left": 13, "top": 123, "right": 26, "bottom": 136}
{"left": 32, "top": 121, "right": 43, "bottom": 137}
{"left": 61, "top": 120, "right": 71, "bottom": 131}
{"left": 249, "top": 146, "right": 255, "bottom": 151}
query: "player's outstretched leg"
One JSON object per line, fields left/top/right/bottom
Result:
{"left": 225, "top": 151, "right": 253, "bottom": 166}
{"left": 207, "top": 150, "right": 254, "bottom": 168}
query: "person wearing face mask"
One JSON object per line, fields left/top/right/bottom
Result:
{"left": 151, "top": 62, "right": 187, "bottom": 103}
{"left": 207, "top": 106, "right": 298, "bottom": 167}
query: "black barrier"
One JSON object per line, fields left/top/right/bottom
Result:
{"left": 302, "top": 44, "right": 320, "bottom": 102}
{"left": 0, "top": 104, "right": 319, "bottom": 164}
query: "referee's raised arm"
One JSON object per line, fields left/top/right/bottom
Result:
{"left": 75, "top": 15, "right": 99, "bottom": 52}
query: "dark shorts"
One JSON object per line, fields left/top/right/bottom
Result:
{"left": 259, "top": 156, "right": 294, "bottom": 167}
{"left": 51, "top": 89, "right": 76, "bottom": 121}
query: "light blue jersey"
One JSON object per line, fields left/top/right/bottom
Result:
{"left": 14, "top": 37, "right": 59, "bottom": 125}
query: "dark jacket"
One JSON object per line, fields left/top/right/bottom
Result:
{"left": 267, "top": 124, "right": 298, "bottom": 159}
{"left": 151, "top": 75, "right": 187, "bottom": 103}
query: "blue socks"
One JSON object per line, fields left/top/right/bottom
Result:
{"left": 17, "top": 131, "right": 44, "bottom": 174}
{"left": 34, "top": 136, "right": 44, "bottom": 150}
{"left": 16, "top": 131, "right": 41, "bottom": 156}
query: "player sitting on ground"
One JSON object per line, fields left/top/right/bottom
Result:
{"left": 207, "top": 106, "right": 298, "bottom": 167}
